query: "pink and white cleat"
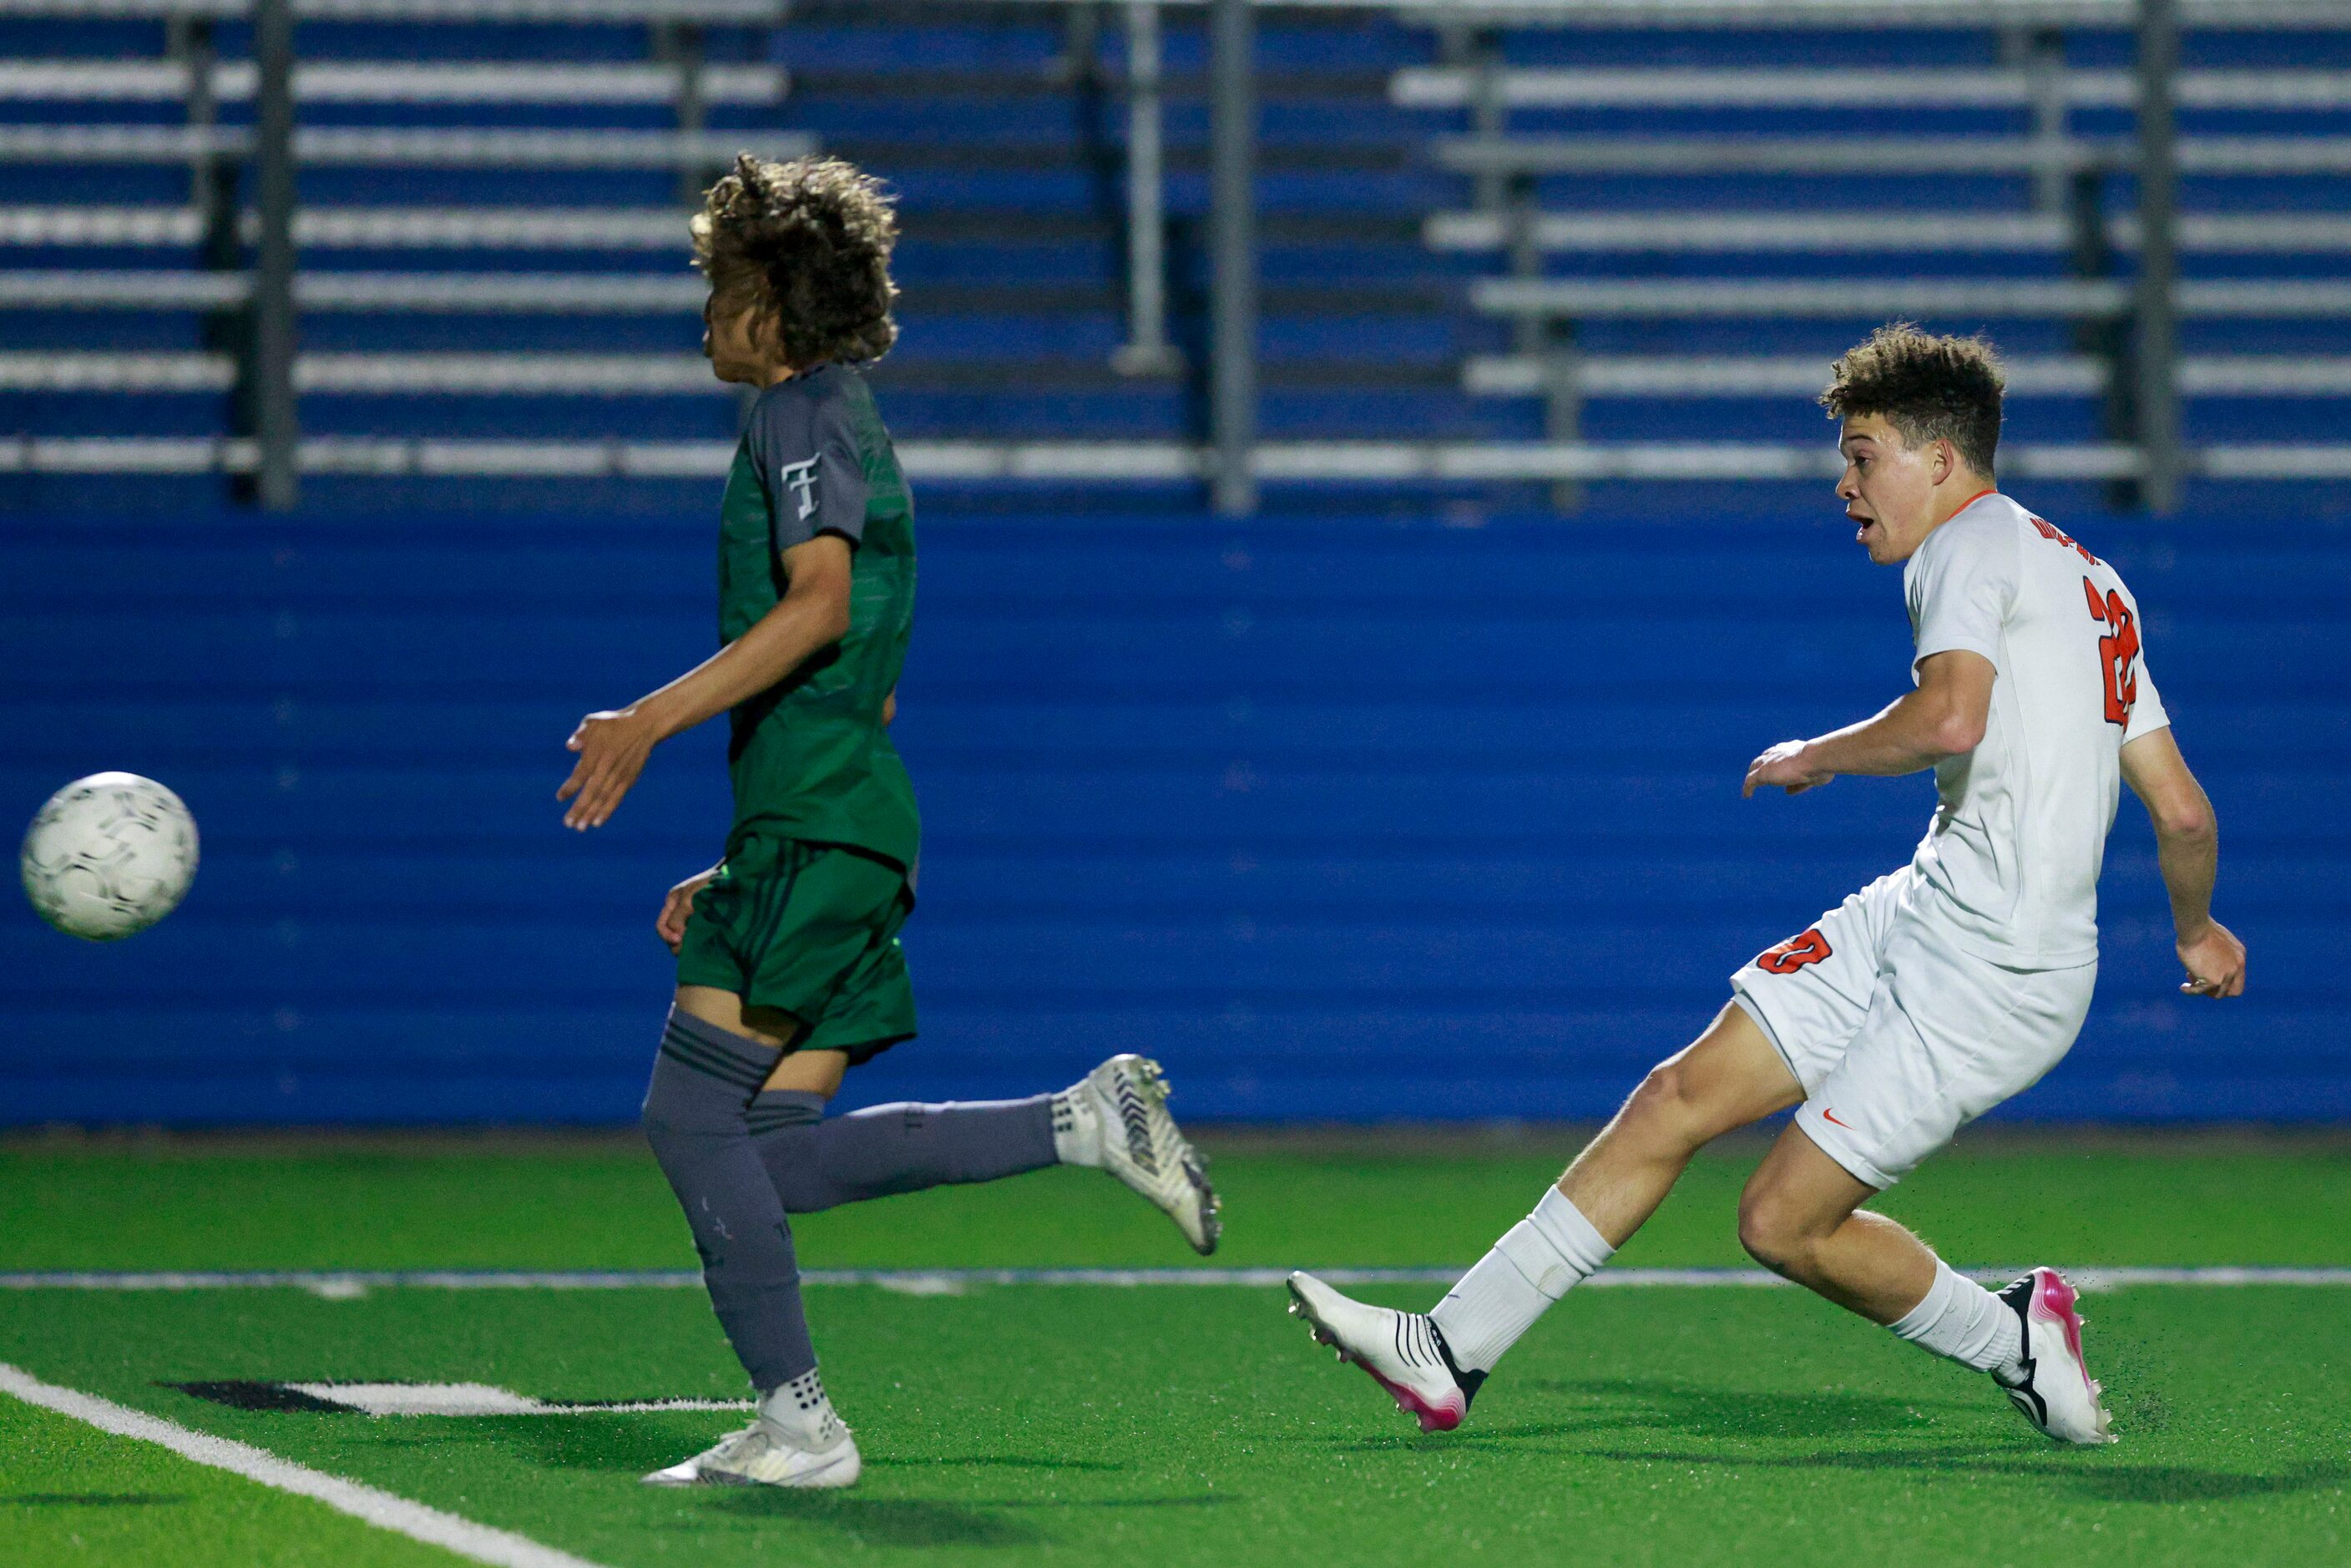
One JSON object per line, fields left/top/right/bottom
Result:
{"left": 1991, "top": 1267, "right": 2116, "bottom": 1445}
{"left": 1287, "top": 1271, "right": 1483, "bottom": 1434}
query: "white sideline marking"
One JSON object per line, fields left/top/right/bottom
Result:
{"left": 3, "top": 1266, "right": 2350, "bottom": 1292}
{"left": 0, "top": 1363, "right": 608, "bottom": 1568}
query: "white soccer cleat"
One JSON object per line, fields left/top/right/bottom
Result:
{"left": 1287, "top": 1271, "right": 1482, "bottom": 1434}
{"left": 1057, "top": 1054, "right": 1221, "bottom": 1255}
{"left": 640, "top": 1416, "right": 862, "bottom": 1488}
{"left": 1991, "top": 1267, "right": 2116, "bottom": 1446}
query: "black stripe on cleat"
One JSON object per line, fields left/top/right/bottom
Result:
{"left": 1428, "top": 1323, "right": 1486, "bottom": 1413}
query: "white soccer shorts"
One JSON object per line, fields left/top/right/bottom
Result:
{"left": 1729, "top": 867, "right": 2097, "bottom": 1190}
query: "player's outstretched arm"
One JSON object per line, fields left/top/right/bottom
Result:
{"left": 559, "top": 534, "right": 856, "bottom": 830}
{"left": 1743, "top": 650, "right": 1994, "bottom": 797}
{"left": 2121, "top": 728, "right": 2246, "bottom": 998}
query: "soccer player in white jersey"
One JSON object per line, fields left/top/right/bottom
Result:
{"left": 1288, "top": 325, "right": 2247, "bottom": 1446}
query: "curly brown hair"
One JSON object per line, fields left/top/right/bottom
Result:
{"left": 1819, "top": 323, "right": 2005, "bottom": 477}
{"left": 691, "top": 153, "right": 899, "bottom": 369}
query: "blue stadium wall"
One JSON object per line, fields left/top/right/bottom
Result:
{"left": 3, "top": 501, "right": 2344, "bottom": 1125}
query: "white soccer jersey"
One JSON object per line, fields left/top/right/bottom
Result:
{"left": 1900, "top": 491, "right": 2170, "bottom": 967}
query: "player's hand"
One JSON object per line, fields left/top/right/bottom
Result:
{"left": 657, "top": 865, "right": 721, "bottom": 953}
{"left": 882, "top": 689, "right": 897, "bottom": 726}
{"left": 559, "top": 707, "right": 659, "bottom": 830}
{"left": 1743, "top": 740, "right": 1833, "bottom": 798}
{"left": 2176, "top": 918, "right": 2247, "bottom": 999}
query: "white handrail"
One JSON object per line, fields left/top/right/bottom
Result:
{"left": 11, "top": 434, "right": 2346, "bottom": 482}
{"left": 1430, "top": 135, "right": 2351, "bottom": 176}
{"left": 0, "top": 0, "right": 783, "bottom": 20}
{"left": 0, "top": 124, "right": 815, "bottom": 166}
{"left": 1456, "top": 353, "right": 2351, "bottom": 397}
{"left": 1424, "top": 210, "right": 2351, "bottom": 254}
{"left": 0, "top": 62, "right": 787, "bottom": 103}
{"left": 1394, "top": 67, "right": 2351, "bottom": 110}
{"left": 1469, "top": 276, "right": 2351, "bottom": 317}
{"left": 24, "top": 349, "right": 2351, "bottom": 397}
{"left": 0, "top": 205, "right": 700, "bottom": 246}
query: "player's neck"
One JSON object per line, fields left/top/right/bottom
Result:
{"left": 1929, "top": 477, "right": 1998, "bottom": 529}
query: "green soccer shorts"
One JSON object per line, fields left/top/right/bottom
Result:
{"left": 673, "top": 833, "right": 917, "bottom": 1065}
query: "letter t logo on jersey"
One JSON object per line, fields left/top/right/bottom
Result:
{"left": 777, "top": 457, "right": 820, "bottom": 522}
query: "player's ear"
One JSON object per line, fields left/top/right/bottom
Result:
{"left": 1931, "top": 438, "right": 1956, "bottom": 486}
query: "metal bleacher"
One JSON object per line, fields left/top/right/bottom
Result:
{"left": 1, "top": 0, "right": 811, "bottom": 490}
{"left": 4, "top": 0, "right": 2351, "bottom": 508}
{"left": 2, "top": 0, "right": 1471, "bottom": 501}
{"left": 1398, "top": 2, "right": 2351, "bottom": 502}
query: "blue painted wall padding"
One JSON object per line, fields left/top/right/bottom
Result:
{"left": 3, "top": 508, "right": 2343, "bottom": 1125}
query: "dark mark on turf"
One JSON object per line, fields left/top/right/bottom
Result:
{"left": 163, "top": 1381, "right": 348, "bottom": 1413}
{"left": 5, "top": 1494, "right": 187, "bottom": 1508}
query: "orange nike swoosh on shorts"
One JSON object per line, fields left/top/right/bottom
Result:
{"left": 1821, "top": 1108, "right": 1853, "bottom": 1129}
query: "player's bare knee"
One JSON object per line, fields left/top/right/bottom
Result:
{"left": 1624, "top": 1059, "right": 1705, "bottom": 1145}
{"left": 1736, "top": 1188, "right": 1814, "bottom": 1277}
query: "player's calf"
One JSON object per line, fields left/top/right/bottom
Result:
{"left": 747, "top": 1088, "right": 1059, "bottom": 1211}
{"left": 640, "top": 1007, "right": 819, "bottom": 1395}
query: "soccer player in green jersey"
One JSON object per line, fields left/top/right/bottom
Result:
{"left": 558, "top": 154, "right": 1220, "bottom": 1489}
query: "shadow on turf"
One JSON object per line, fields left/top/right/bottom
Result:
{"left": 3, "top": 1494, "right": 187, "bottom": 1508}
{"left": 868, "top": 1455, "right": 1125, "bottom": 1472}
{"left": 367, "top": 1418, "right": 1142, "bottom": 1482}
{"left": 1535, "top": 1377, "right": 1959, "bottom": 1439}
{"left": 703, "top": 1491, "right": 1236, "bottom": 1545}
{"left": 704, "top": 1493, "right": 1044, "bottom": 1547}
{"left": 1581, "top": 1449, "right": 2351, "bottom": 1504}
{"left": 1321, "top": 1378, "right": 1962, "bottom": 1451}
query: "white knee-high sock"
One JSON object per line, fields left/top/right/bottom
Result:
{"left": 1889, "top": 1259, "right": 2024, "bottom": 1374}
{"left": 1428, "top": 1187, "right": 1615, "bottom": 1373}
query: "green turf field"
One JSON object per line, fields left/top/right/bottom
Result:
{"left": 3, "top": 1130, "right": 2347, "bottom": 1567}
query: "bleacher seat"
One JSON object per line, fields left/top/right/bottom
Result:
{"left": 1, "top": 1, "right": 2348, "bottom": 508}
{"left": 1397, "top": 18, "right": 2351, "bottom": 488}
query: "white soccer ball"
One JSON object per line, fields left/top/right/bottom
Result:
{"left": 19, "top": 772, "right": 200, "bottom": 941}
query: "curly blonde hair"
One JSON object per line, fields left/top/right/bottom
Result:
{"left": 691, "top": 153, "right": 899, "bottom": 368}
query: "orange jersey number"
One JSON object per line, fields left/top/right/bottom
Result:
{"left": 1755, "top": 928, "right": 1833, "bottom": 974}
{"left": 2083, "top": 577, "right": 2141, "bottom": 726}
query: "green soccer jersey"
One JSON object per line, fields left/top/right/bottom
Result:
{"left": 715, "top": 363, "right": 919, "bottom": 871}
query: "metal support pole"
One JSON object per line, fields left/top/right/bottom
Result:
{"left": 1540, "top": 326, "right": 1582, "bottom": 513}
{"left": 2135, "top": 0, "right": 2181, "bottom": 513}
{"left": 1468, "top": 28, "right": 1506, "bottom": 215}
{"left": 1208, "top": 0, "right": 1256, "bottom": 515}
{"left": 2028, "top": 30, "right": 2070, "bottom": 215}
{"left": 1060, "top": 1, "right": 1100, "bottom": 84}
{"left": 169, "top": 14, "right": 217, "bottom": 230}
{"left": 1506, "top": 173, "right": 1541, "bottom": 357}
{"left": 1112, "top": 0, "right": 1181, "bottom": 377}
{"left": 252, "top": 0, "right": 299, "bottom": 511}
{"left": 659, "top": 20, "right": 710, "bottom": 208}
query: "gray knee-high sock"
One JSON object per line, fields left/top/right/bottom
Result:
{"left": 640, "top": 1009, "right": 814, "bottom": 1392}
{"left": 748, "top": 1090, "right": 1058, "bottom": 1213}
